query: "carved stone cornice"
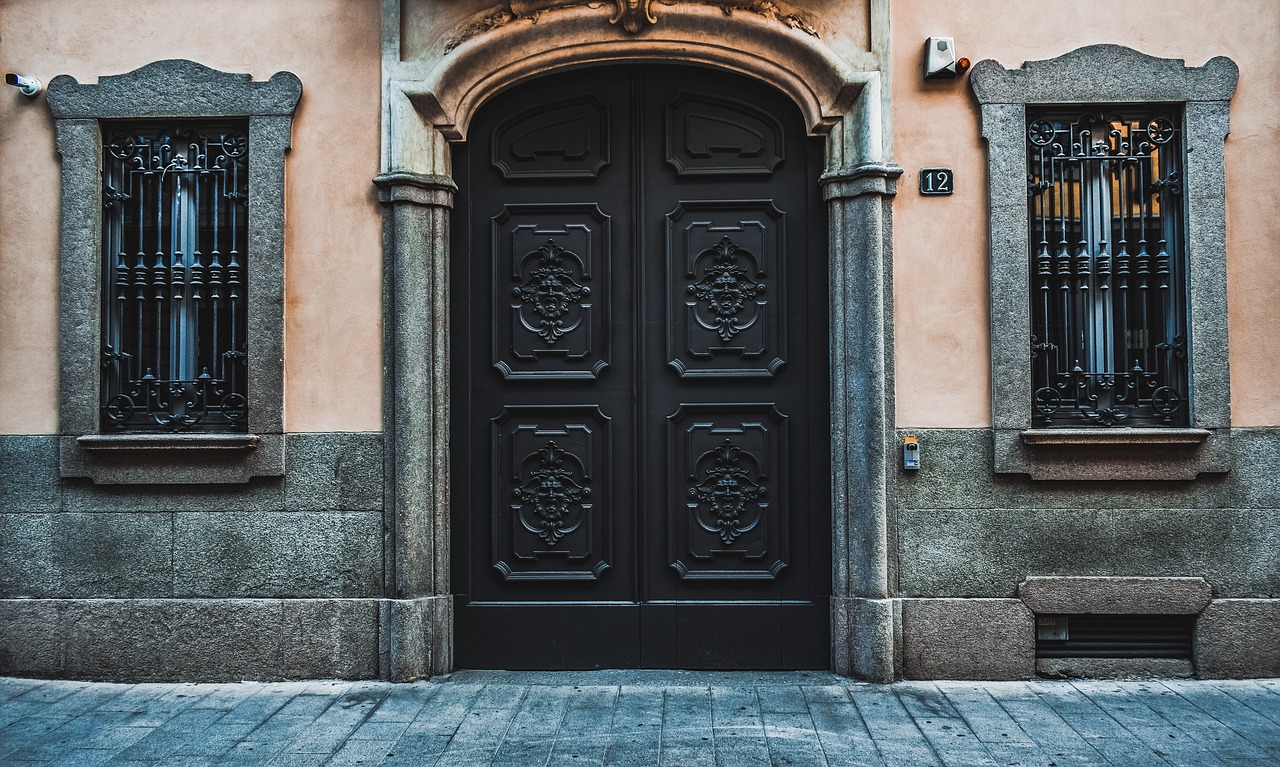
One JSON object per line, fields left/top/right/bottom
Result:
{"left": 446, "top": 1, "right": 818, "bottom": 52}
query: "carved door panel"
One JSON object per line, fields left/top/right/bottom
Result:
{"left": 452, "top": 66, "right": 830, "bottom": 669}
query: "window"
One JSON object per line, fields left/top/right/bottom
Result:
{"left": 1026, "top": 107, "right": 1187, "bottom": 428}
{"left": 47, "top": 60, "right": 300, "bottom": 483}
{"left": 101, "top": 122, "right": 250, "bottom": 433}
{"left": 971, "top": 45, "right": 1237, "bottom": 479}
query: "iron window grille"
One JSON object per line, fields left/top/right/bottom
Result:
{"left": 1026, "top": 107, "right": 1188, "bottom": 428}
{"left": 100, "top": 122, "right": 250, "bottom": 433}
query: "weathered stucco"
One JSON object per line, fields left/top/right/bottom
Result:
{"left": 0, "top": 0, "right": 383, "bottom": 433}
{"left": 892, "top": 0, "right": 1280, "bottom": 428}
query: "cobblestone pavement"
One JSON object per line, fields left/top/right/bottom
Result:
{"left": 1, "top": 671, "right": 1277, "bottom": 766}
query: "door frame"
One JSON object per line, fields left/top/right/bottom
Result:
{"left": 375, "top": 0, "right": 901, "bottom": 681}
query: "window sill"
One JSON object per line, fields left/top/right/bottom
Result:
{"left": 995, "top": 427, "right": 1230, "bottom": 481}
{"left": 59, "top": 433, "right": 283, "bottom": 485}
{"left": 1020, "top": 428, "right": 1211, "bottom": 446}
{"left": 77, "top": 434, "right": 260, "bottom": 451}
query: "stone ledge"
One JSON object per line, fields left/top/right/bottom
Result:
{"left": 994, "top": 427, "right": 1231, "bottom": 480}
{"left": 1018, "top": 576, "right": 1212, "bottom": 615}
{"left": 1036, "top": 657, "right": 1193, "bottom": 679}
{"left": 59, "top": 434, "right": 285, "bottom": 484}
{"left": 77, "top": 434, "right": 260, "bottom": 451}
{"left": 1020, "top": 428, "right": 1211, "bottom": 446}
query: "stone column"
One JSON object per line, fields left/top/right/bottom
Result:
{"left": 374, "top": 171, "right": 456, "bottom": 680}
{"left": 823, "top": 161, "right": 901, "bottom": 683}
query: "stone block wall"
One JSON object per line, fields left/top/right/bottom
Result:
{"left": 892, "top": 427, "right": 1280, "bottom": 679}
{"left": 0, "top": 433, "right": 386, "bottom": 680}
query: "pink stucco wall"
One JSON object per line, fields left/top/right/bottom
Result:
{"left": 0, "top": 0, "right": 384, "bottom": 433}
{"left": 892, "top": 0, "right": 1280, "bottom": 427}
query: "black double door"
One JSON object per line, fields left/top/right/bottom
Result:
{"left": 451, "top": 65, "right": 831, "bottom": 669}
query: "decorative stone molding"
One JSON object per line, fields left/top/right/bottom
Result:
{"left": 413, "top": 3, "right": 868, "bottom": 142}
{"left": 46, "top": 60, "right": 301, "bottom": 484}
{"left": 445, "top": 1, "right": 819, "bottom": 50}
{"left": 970, "top": 45, "right": 1238, "bottom": 480}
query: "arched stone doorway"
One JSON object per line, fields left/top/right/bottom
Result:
{"left": 375, "top": 1, "right": 899, "bottom": 680}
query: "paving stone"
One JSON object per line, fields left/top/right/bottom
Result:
{"left": 0, "top": 679, "right": 46, "bottom": 703}
{"left": 432, "top": 684, "right": 524, "bottom": 767}
{"left": 1071, "top": 681, "right": 1233, "bottom": 767}
{"left": 113, "top": 707, "right": 228, "bottom": 762}
{"left": 659, "top": 687, "right": 714, "bottom": 767}
{"left": 895, "top": 682, "right": 996, "bottom": 767}
{"left": 762, "top": 710, "right": 826, "bottom": 767}
{"left": 983, "top": 682, "right": 1106, "bottom": 767}
{"left": 366, "top": 681, "right": 436, "bottom": 723}
{"left": 1209, "top": 680, "right": 1280, "bottom": 727}
{"left": 46, "top": 749, "right": 118, "bottom": 767}
{"left": 709, "top": 686, "right": 769, "bottom": 767}
{"left": 490, "top": 685, "right": 573, "bottom": 767}
{"left": 936, "top": 682, "right": 1035, "bottom": 746}
{"left": 602, "top": 685, "right": 662, "bottom": 766}
{"left": 2, "top": 676, "right": 1279, "bottom": 767}
{"left": 168, "top": 722, "right": 259, "bottom": 758}
{"left": 807, "top": 698, "right": 882, "bottom": 767}
{"left": 325, "top": 737, "right": 395, "bottom": 766}
{"left": 1022, "top": 681, "right": 1171, "bottom": 766}
{"left": 545, "top": 686, "right": 617, "bottom": 767}
{"left": 1162, "top": 680, "right": 1280, "bottom": 759}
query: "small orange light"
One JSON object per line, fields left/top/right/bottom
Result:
{"left": 957, "top": 57, "right": 972, "bottom": 74}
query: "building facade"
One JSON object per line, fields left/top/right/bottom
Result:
{"left": 1, "top": 0, "right": 1276, "bottom": 681}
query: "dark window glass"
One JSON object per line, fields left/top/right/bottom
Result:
{"left": 100, "top": 122, "right": 249, "bottom": 432}
{"left": 1026, "top": 107, "right": 1188, "bottom": 427}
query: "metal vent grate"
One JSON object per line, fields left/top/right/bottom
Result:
{"left": 1036, "top": 614, "right": 1193, "bottom": 658}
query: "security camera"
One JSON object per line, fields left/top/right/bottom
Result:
{"left": 4, "top": 73, "right": 42, "bottom": 96}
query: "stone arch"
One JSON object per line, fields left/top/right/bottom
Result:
{"left": 376, "top": 1, "right": 899, "bottom": 682}
{"left": 407, "top": 4, "right": 868, "bottom": 141}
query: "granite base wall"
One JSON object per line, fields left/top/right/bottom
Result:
{"left": 0, "top": 598, "right": 380, "bottom": 681}
{"left": 890, "top": 428, "right": 1280, "bottom": 679}
{"left": 893, "top": 428, "right": 1280, "bottom": 600}
{"left": 0, "top": 433, "right": 397, "bottom": 681}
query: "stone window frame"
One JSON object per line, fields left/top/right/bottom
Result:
{"left": 46, "top": 60, "right": 301, "bottom": 484}
{"left": 970, "top": 45, "right": 1238, "bottom": 480}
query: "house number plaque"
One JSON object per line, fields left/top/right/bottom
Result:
{"left": 919, "top": 168, "right": 954, "bottom": 196}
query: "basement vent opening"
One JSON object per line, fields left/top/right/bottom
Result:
{"left": 1035, "top": 614, "right": 1194, "bottom": 659}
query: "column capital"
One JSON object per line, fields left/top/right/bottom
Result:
{"left": 821, "top": 163, "right": 903, "bottom": 201}
{"left": 374, "top": 172, "right": 458, "bottom": 207}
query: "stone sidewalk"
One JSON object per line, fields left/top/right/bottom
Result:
{"left": 1, "top": 671, "right": 1277, "bottom": 766}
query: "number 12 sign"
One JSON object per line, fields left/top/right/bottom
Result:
{"left": 919, "top": 168, "right": 954, "bottom": 196}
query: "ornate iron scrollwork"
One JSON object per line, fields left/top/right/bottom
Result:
{"left": 100, "top": 123, "right": 249, "bottom": 433}
{"left": 1025, "top": 108, "right": 1187, "bottom": 427}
